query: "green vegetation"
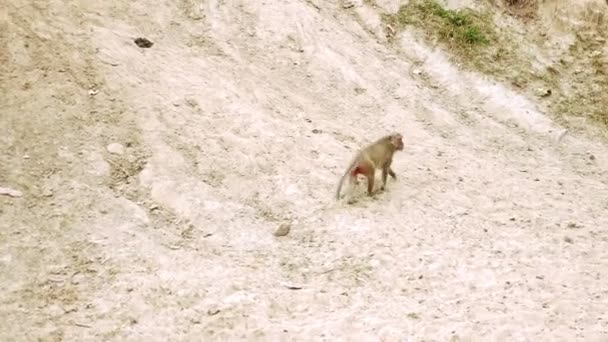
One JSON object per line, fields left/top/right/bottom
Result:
{"left": 382, "top": 0, "right": 608, "bottom": 131}
{"left": 384, "top": 0, "right": 494, "bottom": 60}
{"left": 383, "top": 0, "right": 531, "bottom": 81}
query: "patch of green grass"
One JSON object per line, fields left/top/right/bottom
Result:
{"left": 385, "top": 0, "right": 492, "bottom": 51}
{"left": 383, "top": 0, "right": 531, "bottom": 78}
{"left": 383, "top": 0, "right": 608, "bottom": 132}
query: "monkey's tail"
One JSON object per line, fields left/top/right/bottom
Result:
{"left": 335, "top": 159, "right": 357, "bottom": 200}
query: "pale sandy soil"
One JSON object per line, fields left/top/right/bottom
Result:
{"left": 1, "top": 0, "right": 608, "bottom": 341}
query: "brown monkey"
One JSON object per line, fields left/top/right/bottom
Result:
{"left": 335, "top": 133, "right": 404, "bottom": 200}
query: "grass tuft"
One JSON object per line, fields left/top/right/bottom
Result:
{"left": 382, "top": 0, "right": 608, "bottom": 131}
{"left": 385, "top": 0, "right": 492, "bottom": 50}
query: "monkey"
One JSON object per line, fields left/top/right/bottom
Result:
{"left": 335, "top": 133, "right": 404, "bottom": 201}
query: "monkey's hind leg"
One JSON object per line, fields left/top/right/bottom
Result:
{"left": 364, "top": 169, "right": 376, "bottom": 196}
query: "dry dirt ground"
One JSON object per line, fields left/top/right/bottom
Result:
{"left": 1, "top": 0, "right": 608, "bottom": 341}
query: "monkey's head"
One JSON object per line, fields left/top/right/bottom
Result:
{"left": 391, "top": 133, "right": 404, "bottom": 151}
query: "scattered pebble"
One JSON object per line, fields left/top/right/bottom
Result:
{"left": 88, "top": 88, "right": 99, "bottom": 96}
{"left": 0, "top": 187, "right": 23, "bottom": 198}
{"left": 564, "top": 236, "right": 573, "bottom": 244}
{"left": 107, "top": 143, "right": 125, "bottom": 155}
{"left": 207, "top": 307, "right": 220, "bottom": 316}
{"left": 535, "top": 88, "right": 552, "bottom": 97}
{"left": 273, "top": 223, "right": 291, "bottom": 237}
{"left": 282, "top": 282, "right": 303, "bottom": 290}
{"left": 134, "top": 37, "right": 154, "bottom": 48}
{"left": 312, "top": 129, "right": 322, "bottom": 134}
{"left": 386, "top": 24, "right": 396, "bottom": 37}
{"left": 342, "top": 1, "right": 354, "bottom": 9}
{"left": 567, "top": 222, "right": 582, "bottom": 229}
{"left": 42, "top": 188, "right": 54, "bottom": 197}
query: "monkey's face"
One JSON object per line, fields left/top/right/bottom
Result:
{"left": 392, "top": 134, "right": 404, "bottom": 151}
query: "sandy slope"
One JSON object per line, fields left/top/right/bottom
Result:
{"left": 1, "top": 0, "right": 608, "bottom": 341}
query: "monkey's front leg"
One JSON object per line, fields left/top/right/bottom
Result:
{"left": 365, "top": 171, "right": 375, "bottom": 196}
{"left": 380, "top": 167, "right": 389, "bottom": 191}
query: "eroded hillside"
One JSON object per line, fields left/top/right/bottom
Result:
{"left": 1, "top": 0, "right": 608, "bottom": 340}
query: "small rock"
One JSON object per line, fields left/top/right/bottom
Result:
{"left": 567, "top": 222, "right": 581, "bottom": 229}
{"left": 564, "top": 236, "right": 573, "bottom": 243}
{"left": 0, "top": 187, "right": 23, "bottom": 198}
{"left": 282, "top": 282, "right": 303, "bottom": 290}
{"left": 273, "top": 223, "right": 291, "bottom": 237}
{"left": 342, "top": 1, "right": 354, "bottom": 9}
{"left": 107, "top": 143, "right": 125, "bottom": 155}
{"left": 535, "top": 88, "right": 552, "bottom": 97}
{"left": 312, "top": 129, "right": 322, "bottom": 134}
{"left": 134, "top": 37, "right": 154, "bottom": 48}
{"left": 589, "top": 154, "right": 596, "bottom": 161}
{"left": 71, "top": 272, "right": 86, "bottom": 285}
{"left": 412, "top": 68, "right": 422, "bottom": 75}
{"left": 42, "top": 188, "right": 54, "bottom": 197}
{"left": 207, "top": 307, "right": 220, "bottom": 316}
{"left": 88, "top": 89, "right": 99, "bottom": 96}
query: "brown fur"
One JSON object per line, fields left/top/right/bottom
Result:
{"left": 336, "top": 133, "right": 404, "bottom": 200}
